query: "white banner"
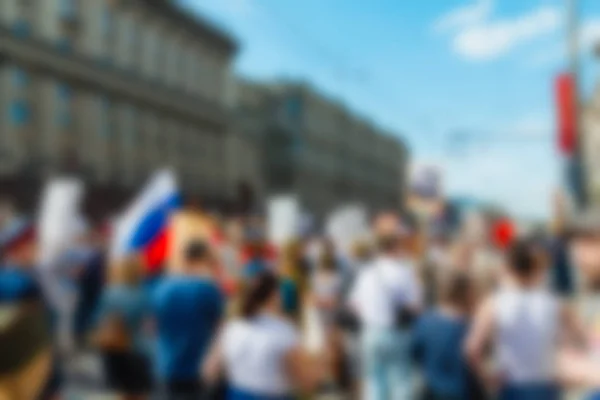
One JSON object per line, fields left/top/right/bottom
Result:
{"left": 267, "top": 195, "right": 300, "bottom": 246}
{"left": 38, "top": 177, "right": 85, "bottom": 268}
{"left": 326, "top": 205, "right": 368, "bottom": 255}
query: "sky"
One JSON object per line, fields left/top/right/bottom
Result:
{"left": 180, "top": 0, "right": 600, "bottom": 219}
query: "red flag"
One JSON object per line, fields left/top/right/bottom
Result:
{"left": 492, "top": 218, "right": 515, "bottom": 249}
{"left": 143, "top": 228, "right": 170, "bottom": 274}
{"left": 555, "top": 73, "right": 577, "bottom": 155}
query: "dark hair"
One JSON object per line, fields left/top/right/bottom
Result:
{"left": 438, "top": 270, "right": 472, "bottom": 310}
{"left": 241, "top": 272, "right": 280, "bottom": 318}
{"left": 184, "top": 240, "right": 210, "bottom": 263}
{"left": 318, "top": 245, "right": 337, "bottom": 272}
{"left": 508, "top": 239, "right": 536, "bottom": 276}
{"left": 377, "top": 234, "right": 399, "bottom": 253}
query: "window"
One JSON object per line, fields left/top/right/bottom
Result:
{"left": 102, "top": 8, "right": 112, "bottom": 35}
{"left": 9, "top": 100, "right": 30, "bottom": 126}
{"left": 102, "top": 7, "right": 114, "bottom": 61}
{"left": 9, "top": 68, "right": 31, "bottom": 127}
{"left": 99, "top": 97, "right": 110, "bottom": 137}
{"left": 13, "top": 0, "right": 35, "bottom": 37}
{"left": 56, "top": 83, "right": 72, "bottom": 127}
{"left": 59, "top": 0, "right": 78, "bottom": 19}
{"left": 155, "top": 34, "right": 164, "bottom": 77}
{"left": 12, "top": 68, "right": 29, "bottom": 88}
{"left": 57, "top": 38, "right": 72, "bottom": 53}
{"left": 11, "top": 21, "right": 31, "bottom": 38}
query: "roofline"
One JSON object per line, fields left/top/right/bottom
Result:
{"left": 143, "top": 0, "right": 238, "bottom": 54}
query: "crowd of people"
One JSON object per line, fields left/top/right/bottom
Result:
{"left": 2, "top": 201, "right": 600, "bottom": 400}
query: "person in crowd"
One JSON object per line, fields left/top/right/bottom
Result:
{"left": 466, "top": 238, "right": 582, "bottom": 400}
{"left": 412, "top": 269, "right": 483, "bottom": 400}
{"left": 218, "top": 219, "right": 244, "bottom": 280}
{"left": 203, "top": 271, "right": 324, "bottom": 400}
{"left": 349, "top": 213, "right": 422, "bottom": 400}
{"left": 555, "top": 210, "right": 600, "bottom": 399}
{"left": 0, "top": 219, "right": 40, "bottom": 303}
{"left": 336, "top": 239, "right": 373, "bottom": 400}
{"left": 74, "top": 225, "right": 108, "bottom": 346}
{"left": 92, "top": 255, "right": 153, "bottom": 400}
{"left": 468, "top": 240, "right": 503, "bottom": 298}
{"left": 310, "top": 241, "right": 345, "bottom": 389}
{"left": 0, "top": 219, "right": 54, "bottom": 400}
{"left": 311, "top": 241, "right": 343, "bottom": 327}
{"left": 240, "top": 226, "right": 275, "bottom": 280}
{"left": 420, "top": 228, "right": 453, "bottom": 307}
{"left": 279, "top": 239, "right": 309, "bottom": 322}
{"left": 153, "top": 240, "right": 225, "bottom": 399}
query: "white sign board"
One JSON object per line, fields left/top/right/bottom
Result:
{"left": 326, "top": 205, "right": 368, "bottom": 255}
{"left": 37, "top": 177, "right": 85, "bottom": 353}
{"left": 267, "top": 195, "right": 299, "bottom": 246}
{"left": 410, "top": 164, "right": 442, "bottom": 198}
{"left": 38, "top": 177, "right": 84, "bottom": 268}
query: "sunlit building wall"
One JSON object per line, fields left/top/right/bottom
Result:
{"left": 0, "top": 0, "right": 236, "bottom": 208}
{"left": 583, "top": 86, "right": 600, "bottom": 206}
{"left": 236, "top": 80, "right": 407, "bottom": 218}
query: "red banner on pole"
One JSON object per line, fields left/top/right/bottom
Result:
{"left": 555, "top": 73, "right": 577, "bottom": 155}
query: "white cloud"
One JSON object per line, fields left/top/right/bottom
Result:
{"left": 434, "top": 1, "right": 562, "bottom": 62}
{"left": 456, "top": 7, "right": 561, "bottom": 61}
{"left": 434, "top": 0, "right": 493, "bottom": 33}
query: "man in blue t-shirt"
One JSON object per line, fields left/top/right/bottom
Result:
{"left": 0, "top": 220, "right": 41, "bottom": 303}
{"left": 153, "top": 240, "right": 225, "bottom": 399}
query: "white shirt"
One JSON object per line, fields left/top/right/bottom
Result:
{"left": 349, "top": 256, "right": 422, "bottom": 329}
{"left": 222, "top": 314, "right": 300, "bottom": 396}
{"left": 312, "top": 271, "right": 343, "bottom": 303}
{"left": 494, "top": 287, "right": 559, "bottom": 383}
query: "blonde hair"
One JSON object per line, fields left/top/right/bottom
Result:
{"left": 279, "top": 238, "right": 308, "bottom": 294}
{"left": 351, "top": 239, "right": 373, "bottom": 262}
{"left": 109, "top": 255, "right": 144, "bottom": 286}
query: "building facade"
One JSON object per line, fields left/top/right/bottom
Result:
{"left": 236, "top": 80, "right": 408, "bottom": 219}
{"left": 583, "top": 85, "right": 600, "bottom": 206}
{"left": 0, "top": 0, "right": 236, "bottom": 213}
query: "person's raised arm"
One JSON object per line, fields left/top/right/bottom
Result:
{"left": 202, "top": 326, "right": 225, "bottom": 385}
{"left": 465, "top": 297, "right": 495, "bottom": 380}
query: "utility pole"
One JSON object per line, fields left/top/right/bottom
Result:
{"left": 568, "top": 0, "right": 587, "bottom": 208}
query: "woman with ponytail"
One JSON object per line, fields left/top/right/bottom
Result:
{"left": 203, "top": 271, "right": 324, "bottom": 400}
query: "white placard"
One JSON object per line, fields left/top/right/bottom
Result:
{"left": 37, "top": 177, "right": 85, "bottom": 354}
{"left": 267, "top": 195, "right": 299, "bottom": 246}
{"left": 411, "top": 164, "right": 442, "bottom": 198}
{"left": 326, "top": 204, "right": 368, "bottom": 255}
{"left": 38, "top": 177, "right": 84, "bottom": 268}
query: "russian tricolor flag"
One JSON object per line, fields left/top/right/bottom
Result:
{"left": 111, "top": 169, "right": 181, "bottom": 273}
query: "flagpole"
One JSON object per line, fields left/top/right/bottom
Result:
{"left": 568, "top": 0, "right": 587, "bottom": 208}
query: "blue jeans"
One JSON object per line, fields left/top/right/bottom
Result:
{"left": 588, "top": 392, "right": 600, "bottom": 400}
{"left": 498, "top": 383, "right": 560, "bottom": 400}
{"left": 361, "top": 328, "right": 413, "bottom": 400}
